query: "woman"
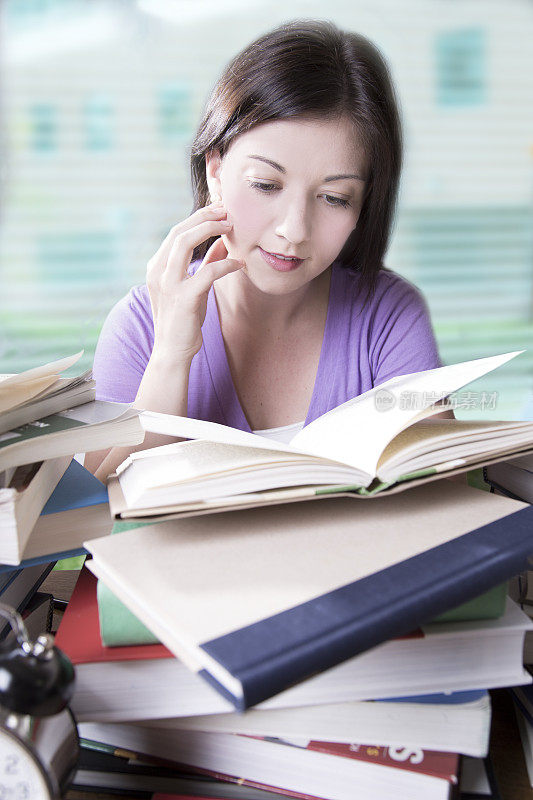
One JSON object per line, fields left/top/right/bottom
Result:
{"left": 86, "top": 19, "right": 443, "bottom": 480}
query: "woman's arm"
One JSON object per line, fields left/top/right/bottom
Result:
{"left": 85, "top": 351, "right": 192, "bottom": 481}
{"left": 86, "top": 202, "right": 243, "bottom": 480}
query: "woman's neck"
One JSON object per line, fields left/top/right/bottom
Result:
{"left": 213, "top": 265, "right": 332, "bottom": 332}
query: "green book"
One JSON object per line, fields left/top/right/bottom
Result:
{"left": 98, "top": 520, "right": 159, "bottom": 646}
{"left": 98, "top": 578, "right": 159, "bottom": 645}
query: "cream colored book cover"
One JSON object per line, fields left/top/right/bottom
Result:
{"left": 86, "top": 481, "right": 531, "bottom": 710}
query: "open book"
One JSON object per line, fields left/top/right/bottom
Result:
{"left": 108, "top": 350, "right": 533, "bottom": 520}
{"left": 0, "top": 351, "right": 95, "bottom": 436}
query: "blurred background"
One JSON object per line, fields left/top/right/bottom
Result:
{"left": 1, "top": 0, "right": 532, "bottom": 419}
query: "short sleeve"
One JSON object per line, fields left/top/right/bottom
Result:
{"left": 368, "top": 272, "right": 442, "bottom": 387}
{"left": 92, "top": 285, "right": 154, "bottom": 403}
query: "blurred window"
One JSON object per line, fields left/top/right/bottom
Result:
{"left": 157, "top": 84, "right": 193, "bottom": 141}
{"left": 84, "top": 94, "right": 113, "bottom": 151}
{"left": 30, "top": 103, "right": 57, "bottom": 152}
{"left": 435, "top": 27, "right": 486, "bottom": 106}
{"left": 1, "top": 2, "right": 531, "bottom": 419}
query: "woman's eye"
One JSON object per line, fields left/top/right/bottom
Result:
{"left": 248, "top": 181, "right": 279, "bottom": 192}
{"left": 248, "top": 181, "right": 351, "bottom": 209}
{"left": 323, "top": 194, "right": 351, "bottom": 209}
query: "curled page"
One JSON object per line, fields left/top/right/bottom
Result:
{"left": 0, "top": 351, "right": 84, "bottom": 390}
{"left": 140, "top": 411, "right": 293, "bottom": 453}
{"left": 290, "top": 351, "right": 524, "bottom": 478}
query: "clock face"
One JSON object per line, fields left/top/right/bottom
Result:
{"left": 0, "top": 727, "right": 51, "bottom": 799}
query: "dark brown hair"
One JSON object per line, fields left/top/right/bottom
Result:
{"left": 190, "top": 19, "right": 402, "bottom": 297}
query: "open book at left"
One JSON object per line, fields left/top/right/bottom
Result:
{"left": 0, "top": 351, "right": 95, "bottom": 434}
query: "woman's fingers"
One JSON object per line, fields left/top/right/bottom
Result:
{"left": 193, "top": 236, "right": 244, "bottom": 290}
{"left": 145, "top": 205, "right": 241, "bottom": 364}
{"left": 193, "top": 255, "right": 244, "bottom": 294}
{"left": 165, "top": 217, "right": 234, "bottom": 280}
{"left": 148, "top": 204, "right": 228, "bottom": 275}
{"left": 196, "top": 234, "right": 230, "bottom": 270}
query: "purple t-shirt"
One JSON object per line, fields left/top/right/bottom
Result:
{"left": 92, "top": 262, "right": 441, "bottom": 431}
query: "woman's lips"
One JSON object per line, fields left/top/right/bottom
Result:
{"left": 259, "top": 247, "right": 304, "bottom": 272}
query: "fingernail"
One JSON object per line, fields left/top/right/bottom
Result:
{"left": 220, "top": 219, "right": 233, "bottom": 227}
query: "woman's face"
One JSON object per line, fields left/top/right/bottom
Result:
{"left": 205, "top": 116, "right": 367, "bottom": 295}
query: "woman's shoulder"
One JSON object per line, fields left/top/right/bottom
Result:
{"left": 93, "top": 284, "right": 154, "bottom": 402}
{"left": 375, "top": 265, "right": 424, "bottom": 291}
{"left": 97, "top": 283, "right": 154, "bottom": 356}
{"left": 333, "top": 262, "right": 428, "bottom": 310}
{"left": 374, "top": 267, "right": 429, "bottom": 310}
{"left": 105, "top": 283, "right": 153, "bottom": 326}
{"left": 116, "top": 282, "right": 152, "bottom": 312}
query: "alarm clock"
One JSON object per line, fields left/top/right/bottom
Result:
{"left": 0, "top": 601, "right": 79, "bottom": 799}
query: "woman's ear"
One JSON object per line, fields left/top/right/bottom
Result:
{"left": 205, "top": 149, "right": 223, "bottom": 203}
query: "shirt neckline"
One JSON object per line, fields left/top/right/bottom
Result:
{"left": 202, "top": 265, "right": 342, "bottom": 432}
{"left": 253, "top": 419, "right": 305, "bottom": 435}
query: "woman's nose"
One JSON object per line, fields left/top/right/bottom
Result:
{"left": 274, "top": 196, "right": 312, "bottom": 246}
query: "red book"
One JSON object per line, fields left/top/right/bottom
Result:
{"left": 305, "top": 740, "right": 458, "bottom": 782}
{"left": 55, "top": 565, "right": 171, "bottom": 664}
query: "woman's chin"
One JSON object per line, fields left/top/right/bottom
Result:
{"left": 241, "top": 266, "right": 303, "bottom": 296}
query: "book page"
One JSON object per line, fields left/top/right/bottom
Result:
{"left": 0, "top": 351, "right": 84, "bottom": 414}
{"left": 377, "top": 419, "right": 533, "bottom": 480}
{"left": 289, "top": 351, "right": 523, "bottom": 478}
{"left": 378, "top": 419, "right": 533, "bottom": 468}
{"left": 140, "top": 411, "right": 294, "bottom": 453}
{"left": 118, "top": 441, "right": 331, "bottom": 504}
{"left": 0, "top": 376, "right": 59, "bottom": 414}
{"left": 0, "top": 351, "right": 83, "bottom": 389}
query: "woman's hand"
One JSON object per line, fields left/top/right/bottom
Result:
{"left": 87, "top": 203, "right": 243, "bottom": 480}
{"left": 146, "top": 202, "right": 243, "bottom": 366}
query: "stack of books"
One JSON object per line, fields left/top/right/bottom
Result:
{"left": 0, "top": 352, "right": 144, "bottom": 676}
{"left": 485, "top": 449, "right": 533, "bottom": 784}
{"left": 57, "top": 561, "right": 520, "bottom": 798}
{"left": 0, "top": 351, "right": 144, "bottom": 568}
{"left": 492, "top": 465, "right": 533, "bottom": 785}
{"left": 50, "top": 351, "right": 533, "bottom": 799}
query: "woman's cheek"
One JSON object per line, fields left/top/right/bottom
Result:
{"left": 221, "top": 191, "right": 264, "bottom": 258}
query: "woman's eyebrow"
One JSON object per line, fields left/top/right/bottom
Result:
{"left": 246, "top": 154, "right": 365, "bottom": 183}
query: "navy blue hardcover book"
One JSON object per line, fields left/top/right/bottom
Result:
{"left": 86, "top": 481, "right": 533, "bottom": 710}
